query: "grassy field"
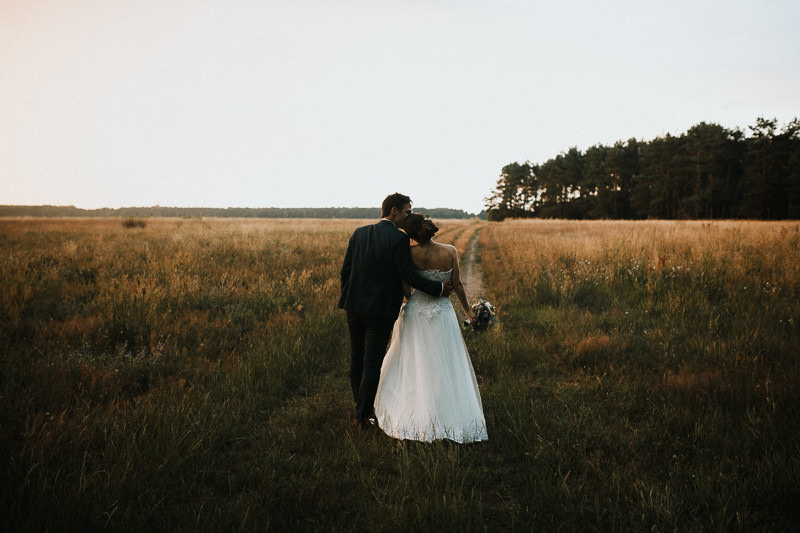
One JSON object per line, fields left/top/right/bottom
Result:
{"left": 1, "top": 217, "right": 798, "bottom": 531}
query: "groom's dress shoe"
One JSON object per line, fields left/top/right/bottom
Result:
{"left": 359, "top": 417, "right": 378, "bottom": 431}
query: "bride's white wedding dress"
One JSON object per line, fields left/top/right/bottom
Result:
{"left": 374, "top": 269, "right": 488, "bottom": 443}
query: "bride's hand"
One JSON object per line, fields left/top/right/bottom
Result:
{"left": 465, "top": 311, "right": 477, "bottom": 324}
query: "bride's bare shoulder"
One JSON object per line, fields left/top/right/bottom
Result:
{"left": 440, "top": 242, "right": 458, "bottom": 257}
{"left": 431, "top": 242, "right": 457, "bottom": 269}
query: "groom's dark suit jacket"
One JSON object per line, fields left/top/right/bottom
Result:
{"left": 338, "top": 219, "right": 443, "bottom": 322}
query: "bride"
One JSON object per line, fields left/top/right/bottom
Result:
{"left": 374, "top": 214, "right": 488, "bottom": 443}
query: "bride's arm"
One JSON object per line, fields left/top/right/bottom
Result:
{"left": 450, "top": 247, "right": 476, "bottom": 322}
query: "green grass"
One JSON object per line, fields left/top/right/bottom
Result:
{"left": 1, "top": 218, "right": 799, "bottom": 531}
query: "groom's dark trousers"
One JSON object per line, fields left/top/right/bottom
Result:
{"left": 346, "top": 312, "right": 394, "bottom": 422}
{"left": 338, "top": 219, "right": 442, "bottom": 424}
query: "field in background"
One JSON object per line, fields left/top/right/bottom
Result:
{"left": 1, "top": 217, "right": 798, "bottom": 531}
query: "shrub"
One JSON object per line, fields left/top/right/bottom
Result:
{"left": 121, "top": 217, "right": 147, "bottom": 228}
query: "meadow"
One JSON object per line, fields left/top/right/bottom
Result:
{"left": 1, "top": 217, "right": 798, "bottom": 531}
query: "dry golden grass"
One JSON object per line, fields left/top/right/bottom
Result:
{"left": 2, "top": 217, "right": 798, "bottom": 531}
{"left": 484, "top": 219, "right": 799, "bottom": 281}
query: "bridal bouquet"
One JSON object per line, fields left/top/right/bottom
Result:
{"left": 463, "top": 298, "right": 496, "bottom": 332}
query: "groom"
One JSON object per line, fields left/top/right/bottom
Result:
{"left": 338, "top": 193, "right": 453, "bottom": 429}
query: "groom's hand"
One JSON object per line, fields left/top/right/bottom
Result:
{"left": 441, "top": 281, "right": 454, "bottom": 297}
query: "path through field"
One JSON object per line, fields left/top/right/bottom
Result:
{"left": 459, "top": 226, "right": 485, "bottom": 303}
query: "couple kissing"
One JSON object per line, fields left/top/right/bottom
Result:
{"left": 338, "top": 193, "right": 487, "bottom": 443}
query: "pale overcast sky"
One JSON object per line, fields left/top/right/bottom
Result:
{"left": 2, "top": 0, "right": 799, "bottom": 214}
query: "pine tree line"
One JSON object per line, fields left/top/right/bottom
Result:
{"left": 485, "top": 118, "right": 800, "bottom": 220}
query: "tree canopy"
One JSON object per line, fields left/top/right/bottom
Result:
{"left": 485, "top": 118, "right": 800, "bottom": 220}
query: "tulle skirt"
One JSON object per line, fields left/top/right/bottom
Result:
{"left": 374, "top": 294, "right": 488, "bottom": 443}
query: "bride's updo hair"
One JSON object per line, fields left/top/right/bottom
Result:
{"left": 406, "top": 213, "right": 439, "bottom": 243}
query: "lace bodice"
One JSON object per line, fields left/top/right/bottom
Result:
{"left": 406, "top": 269, "right": 453, "bottom": 319}
{"left": 419, "top": 269, "right": 452, "bottom": 283}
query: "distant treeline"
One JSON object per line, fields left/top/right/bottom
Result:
{"left": 0, "top": 205, "right": 483, "bottom": 220}
{"left": 486, "top": 117, "right": 800, "bottom": 220}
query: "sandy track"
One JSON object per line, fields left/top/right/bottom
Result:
{"left": 458, "top": 226, "right": 484, "bottom": 303}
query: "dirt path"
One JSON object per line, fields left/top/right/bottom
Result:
{"left": 459, "top": 226, "right": 484, "bottom": 302}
